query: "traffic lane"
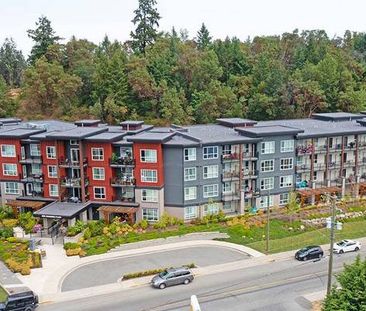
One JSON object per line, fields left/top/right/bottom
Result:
{"left": 61, "top": 245, "right": 250, "bottom": 291}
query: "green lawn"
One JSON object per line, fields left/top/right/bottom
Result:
{"left": 0, "top": 285, "right": 7, "bottom": 302}
{"left": 246, "top": 219, "right": 366, "bottom": 254}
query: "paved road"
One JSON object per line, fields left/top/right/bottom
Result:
{"left": 40, "top": 249, "right": 366, "bottom": 311}
{"left": 61, "top": 246, "right": 250, "bottom": 291}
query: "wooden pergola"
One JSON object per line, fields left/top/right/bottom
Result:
{"left": 97, "top": 205, "right": 137, "bottom": 224}
{"left": 297, "top": 186, "right": 342, "bottom": 206}
{"left": 359, "top": 182, "right": 366, "bottom": 196}
{"left": 7, "top": 200, "right": 47, "bottom": 216}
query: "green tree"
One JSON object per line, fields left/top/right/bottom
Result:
{"left": 323, "top": 255, "right": 366, "bottom": 311}
{"left": 0, "top": 38, "right": 26, "bottom": 87}
{"left": 27, "top": 16, "right": 61, "bottom": 64}
{"left": 285, "top": 192, "right": 300, "bottom": 224}
{"left": 196, "top": 23, "right": 212, "bottom": 50}
{"left": 0, "top": 77, "right": 18, "bottom": 117}
{"left": 130, "top": 0, "right": 161, "bottom": 54}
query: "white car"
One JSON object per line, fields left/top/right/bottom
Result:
{"left": 333, "top": 239, "right": 361, "bottom": 254}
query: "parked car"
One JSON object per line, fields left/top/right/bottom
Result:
{"left": 151, "top": 267, "right": 194, "bottom": 289}
{"left": 333, "top": 239, "right": 361, "bottom": 254}
{"left": 295, "top": 245, "right": 324, "bottom": 261}
{"left": 0, "top": 285, "right": 38, "bottom": 311}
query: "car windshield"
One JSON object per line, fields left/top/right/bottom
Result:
{"left": 158, "top": 270, "right": 169, "bottom": 278}
{"left": 337, "top": 241, "right": 347, "bottom": 246}
{"left": 299, "top": 247, "right": 310, "bottom": 252}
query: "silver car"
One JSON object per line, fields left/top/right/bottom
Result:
{"left": 151, "top": 267, "right": 194, "bottom": 289}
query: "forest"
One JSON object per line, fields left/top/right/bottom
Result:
{"left": 1, "top": 0, "right": 366, "bottom": 125}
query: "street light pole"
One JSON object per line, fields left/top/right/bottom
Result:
{"left": 326, "top": 194, "right": 337, "bottom": 296}
{"left": 265, "top": 188, "right": 270, "bottom": 254}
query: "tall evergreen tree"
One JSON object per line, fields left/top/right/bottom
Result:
{"left": 130, "top": 0, "right": 161, "bottom": 54}
{"left": 0, "top": 38, "right": 26, "bottom": 87}
{"left": 196, "top": 23, "right": 212, "bottom": 50}
{"left": 27, "top": 16, "right": 61, "bottom": 64}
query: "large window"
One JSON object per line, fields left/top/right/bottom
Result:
{"left": 203, "top": 184, "right": 219, "bottom": 198}
{"left": 141, "top": 169, "right": 157, "bottom": 183}
{"left": 92, "top": 167, "right": 105, "bottom": 180}
{"left": 49, "top": 184, "right": 59, "bottom": 197}
{"left": 3, "top": 163, "right": 17, "bottom": 176}
{"left": 260, "top": 177, "right": 274, "bottom": 190}
{"left": 280, "top": 193, "right": 289, "bottom": 205}
{"left": 91, "top": 148, "right": 104, "bottom": 161}
{"left": 184, "top": 167, "right": 196, "bottom": 181}
{"left": 46, "top": 146, "right": 56, "bottom": 159}
{"left": 184, "top": 148, "right": 196, "bottom": 161}
{"left": 47, "top": 165, "right": 57, "bottom": 178}
{"left": 280, "top": 158, "right": 293, "bottom": 170}
{"left": 30, "top": 144, "right": 41, "bottom": 156}
{"left": 94, "top": 187, "right": 106, "bottom": 199}
{"left": 261, "top": 141, "right": 275, "bottom": 154}
{"left": 184, "top": 206, "right": 198, "bottom": 220}
{"left": 260, "top": 196, "right": 273, "bottom": 208}
{"left": 203, "top": 203, "right": 220, "bottom": 216}
{"left": 31, "top": 164, "right": 42, "bottom": 175}
{"left": 203, "top": 165, "right": 219, "bottom": 179}
{"left": 141, "top": 189, "right": 158, "bottom": 202}
{"left": 261, "top": 160, "right": 274, "bottom": 172}
{"left": 140, "top": 149, "right": 157, "bottom": 163}
{"left": 203, "top": 146, "right": 218, "bottom": 159}
{"left": 280, "top": 175, "right": 293, "bottom": 188}
{"left": 281, "top": 140, "right": 294, "bottom": 153}
{"left": 184, "top": 187, "right": 197, "bottom": 200}
{"left": 1, "top": 145, "right": 15, "bottom": 157}
{"left": 142, "top": 208, "right": 159, "bottom": 222}
{"left": 4, "top": 182, "right": 19, "bottom": 195}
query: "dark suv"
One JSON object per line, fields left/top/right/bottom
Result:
{"left": 0, "top": 286, "right": 38, "bottom": 311}
{"left": 295, "top": 245, "right": 323, "bottom": 261}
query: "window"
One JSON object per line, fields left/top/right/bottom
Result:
{"left": 1, "top": 145, "right": 15, "bottom": 157}
{"left": 184, "top": 148, "right": 196, "bottom": 161}
{"left": 280, "top": 175, "right": 293, "bottom": 188}
{"left": 203, "top": 203, "right": 220, "bottom": 215}
{"left": 94, "top": 187, "right": 106, "bottom": 199}
{"left": 223, "top": 182, "right": 232, "bottom": 193}
{"left": 91, "top": 148, "right": 104, "bottom": 161}
{"left": 30, "top": 144, "right": 41, "bottom": 156}
{"left": 184, "top": 167, "right": 196, "bottom": 181}
{"left": 184, "top": 206, "right": 198, "bottom": 220}
{"left": 70, "top": 140, "right": 79, "bottom": 145}
{"left": 140, "top": 149, "right": 157, "bottom": 163}
{"left": 203, "top": 184, "right": 219, "bottom": 198}
{"left": 46, "top": 146, "right": 56, "bottom": 159}
{"left": 260, "top": 196, "right": 273, "bottom": 208}
{"left": 47, "top": 165, "right": 57, "bottom": 178}
{"left": 261, "top": 160, "right": 274, "bottom": 172}
{"left": 203, "top": 165, "right": 219, "bottom": 179}
{"left": 31, "top": 164, "right": 42, "bottom": 175}
{"left": 92, "top": 167, "right": 105, "bottom": 180}
{"left": 141, "top": 189, "right": 158, "bottom": 202}
{"left": 260, "top": 177, "right": 274, "bottom": 190}
{"left": 184, "top": 187, "right": 197, "bottom": 200}
{"left": 280, "top": 193, "right": 289, "bottom": 205}
{"left": 280, "top": 140, "right": 294, "bottom": 152}
{"left": 49, "top": 184, "right": 59, "bottom": 197}
{"left": 4, "top": 182, "right": 19, "bottom": 195}
{"left": 141, "top": 169, "right": 157, "bottom": 183}
{"left": 203, "top": 146, "right": 218, "bottom": 159}
{"left": 261, "top": 141, "right": 275, "bottom": 154}
{"left": 142, "top": 208, "right": 159, "bottom": 222}
{"left": 280, "top": 158, "right": 293, "bottom": 170}
{"left": 3, "top": 163, "right": 17, "bottom": 176}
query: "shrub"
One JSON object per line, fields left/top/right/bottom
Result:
{"left": 67, "top": 220, "right": 87, "bottom": 236}
{"left": 66, "top": 248, "right": 81, "bottom": 256}
{"left": 83, "top": 228, "right": 91, "bottom": 239}
{"left": 87, "top": 221, "right": 104, "bottom": 237}
{"left": 138, "top": 219, "right": 149, "bottom": 230}
{"left": 0, "top": 227, "right": 13, "bottom": 238}
{"left": 64, "top": 242, "right": 81, "bottom": 250}
{"left": 2, "top": 219, "right": 18, "bottom": 228}
{"left": 18, "top": 212, "right": 36, "bottom": 234}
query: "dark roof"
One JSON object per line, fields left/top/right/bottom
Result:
{"left": 128, "top": 131, "right": 176, "bottom": 143}
{"left": 120, "top": 120, "right": 144, "bottom": 126}
{"left": 84, "top": 132, "right": 126, "bottom": 142}
{"left": 34, "top": 202, "right": 90, "bottom": 219}
{"left": 45, "top": 127, "right": 107, "bottom": 140}
{"left": 113, "top": 136, "right": 134, "bottom": 146}
{"left": 0, "top": 117, "right": 22, "bottom": 124}
{"left": 216, "top": 118, "right": 257, "bottom": 127}
{"left": 236, "top": 125, "right": 303, "bottom": 138}
{"left": 312, "top": 112, "right": 364, "bottom": 122}
{"left": 74, "top": 119, "right": 101, "bottom": 126}
{"left": 0, "top": 128, "right": 45, "bottom": 139}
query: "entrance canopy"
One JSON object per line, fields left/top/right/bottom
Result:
{"left": 34, "top": 202, "right": 90, "bottom": 219}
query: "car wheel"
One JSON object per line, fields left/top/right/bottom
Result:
{"left": 183, "top": 279, "right": 190, "bottom": 285}
{"left": 303, "top": 256, "right": 307, "bottom": 261}
{"left": 339, "top": 250, "right": 344, "bottom": 254}
{"left": 318, "top": 253, "right": 322, "bottom": 259}
{"left": 159, "top": 283, "right": 166, "bottom": 290}
{"left": 355, "top": 247, "right": 360, "bottom": 252}
{"left": 25, "top": 307, "right": 34, "bottom": 311}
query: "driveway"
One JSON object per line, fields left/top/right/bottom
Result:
{"left": 61, "top": 245, "right": 250, "bottom": 291}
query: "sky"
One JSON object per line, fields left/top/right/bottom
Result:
{"left": 1, "top": 0, "right": 366, "bottom": 56}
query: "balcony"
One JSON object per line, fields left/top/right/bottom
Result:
{"left": 358, "top": 142, "right": 366, "bottom": 149}
{"left": 244, "top": 189, "right": 260, "bottom": 199}
{"left": 328, "top": 162, "right": 341, "bottom": 169}
{"left": 328, "top": 144, "right": 342, "bottom": 152}
{"left": 296, "top": 164, "right": 311, "bottom": 173}
{"left": 222, "top": 191, "right": 240, "bottom": 201}
{"left": 313, "top": 163, "right": 326, "bottom": 171}
{"left": 343, "top": 160, "right": 356, "bottom": 168}
{"left": 59, "top": 158, "right": 88, "bottom": 168}
{"left": 242, "top": 151, "right": 258, "bottom": 160}
{"left": 242, "top": 170, "right": 258, "bottom": 179}
{"left": 296, "top": 145, "right": 313, "bottom": 155}
{"left": 359, "top": 158, "right": 366, "bottom": 166}
{"left": 110, "top": 156, "right": 135, "bottom": 167}
{"left": 314, "top": 145, "right": 327, "bottom": 153}
{"left": 18, "top": 155, "right": 43, "bottom": 164}
{"left": 61, "top": 177, "right": 89, "bottom": 188}
{"left": 222, "top": 171, "right": 240, "bottom": 181}
{"left": 344, "top": 142, "right": 357, "bottom": 150}
{"left": 112, "top": 195, "right": 135, "bottom": 203}
{"left": 111, "top": 176, "right": 136, "bottom": 187}
{"left": 21, "top": 173, "right": 44, "bottom": 183}
{"left": 221, "top": 153, "right": 239, "bottom": 162}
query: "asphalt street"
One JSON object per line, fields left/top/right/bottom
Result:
{"left": 61, "top": 245, "right": 250, "bottom": 291}
{"left": 40, "top": 248, "right": 366, "bottom": 311}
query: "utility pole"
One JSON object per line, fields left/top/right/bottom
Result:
{"left": 265, "top": 188, "right": 270, "bottom": 254}
{"left": 326, "top": 193, "right": 337, "bottom": 296}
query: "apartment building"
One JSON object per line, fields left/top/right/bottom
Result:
{"left": 1, "top": 112, "right": 366, "bottom": 225}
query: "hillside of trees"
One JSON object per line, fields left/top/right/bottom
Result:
{"left": 2, "top": 0, "right": 366, "bottom": 125}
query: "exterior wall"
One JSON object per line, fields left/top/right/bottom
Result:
{"left": 0, "top": 138, "right": 22, "bottom": 181}
{"left": 41, "top": 140, "right": 59, "bottom": 199}
{"left": 135, "top": 188, "right": 165, "bottom": 221}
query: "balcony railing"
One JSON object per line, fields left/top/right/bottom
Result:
{"left": 313, "top": 163, "right": 326, "bottom": 170}
{"left": 111, "top": 176, "right": 136, "bottom": 186}
{"left": 296, "top": 164, "right": 311, "bottom": 172}
{"left": 112, "top": 195, "right": 135, "bottom": 202}
{"left": 60, "top": 177, "right": 89, "bottom": 188}
{"left": 328, "top": 162, "right": 341, "bottom": 169}
{"left": 222, "top": 191, "right": 240, "bottom": 201}
{"left": 21, "top": 173, "right": 44, "bottom": 183}
{"left": 343, "top": 160, "right": 356, "bottom": 168}
{"left": 242, "top": 170, "right": 258, "bottom": 179}
{"left": 59, "top": 158, "right": 88, "bottom": 168}
{"left": 110, "top": 157, "right": 135, "bottom": 167}
{"left": 18, "top": 155, "right": 43, "bottom": 164}
{"left": 222, "top": 171, "right": 240, "bottom": 180}
{"left": 344, "top": 142, "right": 356, "bottom": 150}
{"left": 242, "top": 151, "right": 257, "bottom": 159}
{"left": 296, "top": 145, "right": 313, "bottom": 155}
{"left": 314, "top": 145, "right": 327, "bottom": 153}
{"left": 328, "top": 144, "right": 342, "bottom": 152}
{"left": 221, "top": 153, "right": 240, "bottom": 161}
